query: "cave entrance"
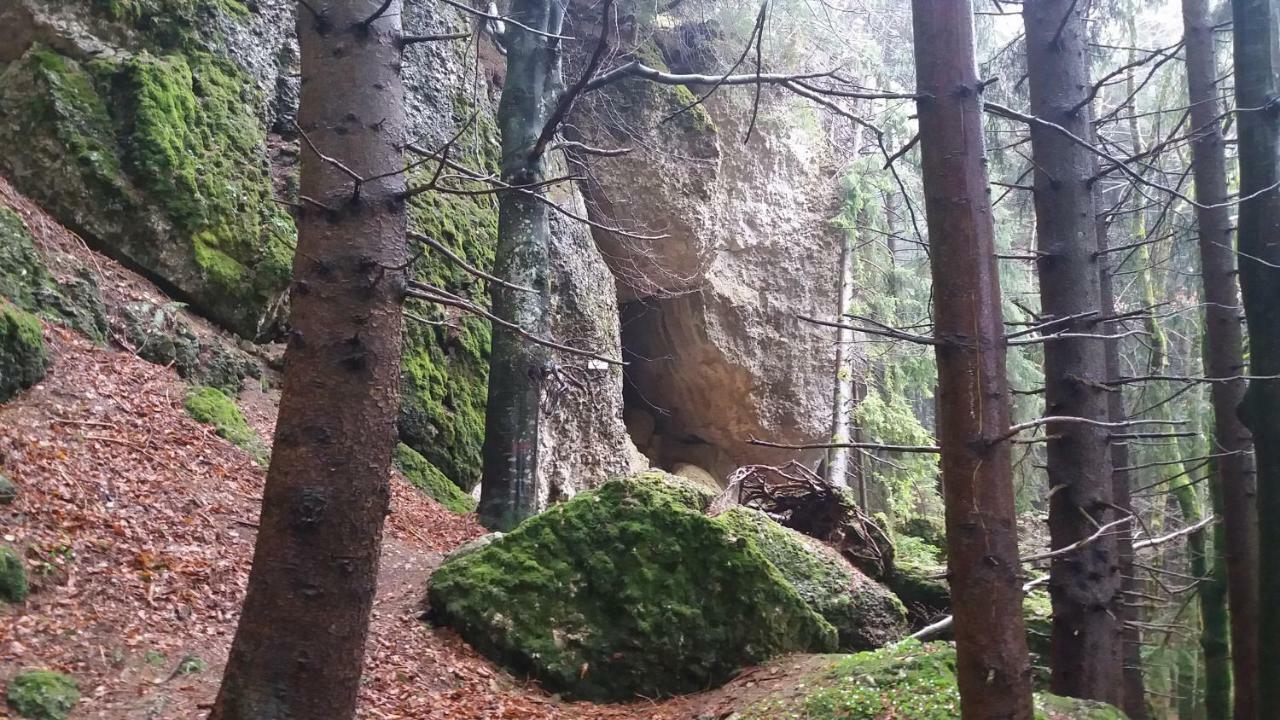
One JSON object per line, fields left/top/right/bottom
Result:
{"left": 619, "top": 297, "right": 735, "bottom": 492}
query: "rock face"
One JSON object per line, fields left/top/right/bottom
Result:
{"left": 426, "top": 472, "right": 838, "bottom": 700}
{"left": 569, "top": 21, "right": 846, "bottom": 479}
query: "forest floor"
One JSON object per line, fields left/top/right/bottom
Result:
{"left": 0, "top": 180, "right": 794, "bottom": 719}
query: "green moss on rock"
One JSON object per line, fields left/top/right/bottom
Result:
{"left": 5, "top": 670, "right": 79, "bottom": 720}
{"left": 183, "top": 386, "right": 265, "bottom": 460}
{"left": 886, "top": 560, "right": 950, "bottom": 623}
{"left": 427, "top": 472, "right": 834, "bottom": 700}
{"left": 0, "top": 474, "right": 17, "bottom": 505}
{"left": 0, "top": 304, "right": 49, "bottom": 403}
{"left": 738, "top": 641, "right": 1125, "bottom": 720}
{"left": 399, "top": 163, "right": 499, "bottom": 491}
{"left": 0, "top": 545, "right": 29, "bottom": 603}
{"left": 394, "top": 443, "right": 476, "bottom": 514}
{"left": 0, "top": 45, "right": 292, "bottom": 340}
{"left": 0, "top": 207, "right": 108, "bottom": 342}
{"left": 716, "top": 507, "right": 908, "bottom": 651}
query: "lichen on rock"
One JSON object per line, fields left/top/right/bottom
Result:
{"left": 0, "top": 303, "right": 49, "bottom": 403}
{"left": 5, "top": 669, "right": 79, "bottom": 720}
{"left": 426, "top": 471, "right": 836, "bottom": 701}
{"left": 394, "top": 443, "right": 477, "bottom": 514}
{"left": 715, "top": 506, "right": 909, "bottom": 651}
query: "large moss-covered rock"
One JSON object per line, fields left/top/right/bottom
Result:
{"left": 716, "top": 507, "right": 908, "bottom": 651}
{"left": 737, "top": 640, "right": 1125, "bottom": 720}
{"left": 0, "top": 207, "right": 107, "bottom": 343}
{"left": 5, "top": 669, "right": 79, "bottom": 720}
{"left": 0, "top": 304, "right": 49, "bottom": 402}
{"left": 0, "top": 42, "right": 293, "bottom": 339}
{"left": 394, "top": 443, "right": 476, "bottom": 514}
{"left": 427, "top": 472, "right": 837, "bottom": 700}
{"left": 117, "top": 301, "right": 258, "bottom": 393}
{"left": 887, "top": 560, "right": 950, "bottom": 624}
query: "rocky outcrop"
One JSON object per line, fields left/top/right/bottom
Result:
{"left": 426, "top": 472, "right": 839, "bottom": 700}
{"left": 569, "top": 20, "right": 847, "bottom": 479}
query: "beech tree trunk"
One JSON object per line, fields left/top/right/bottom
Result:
{"left": 826, "top": 224, "right": 858, "bottom": 489}
{"left": 209, "top": 1, "right": 407, "bottom": 717}
{"left": 1231, "top": 0, "right": 1280, "bottom": 716}
{"left": 911, "top": 2, "right": 1033, "bottom": 717}
{"left": 1183, "top": 0, "right": 1259, "bottom": 715}
{"left": 1022, "top": 0, "right": 1122, "bottom": 704}
{"left": 477, "top": 0, "right": 561, "bottom": 531}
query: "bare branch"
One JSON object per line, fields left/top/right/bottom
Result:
{"left": 407, "top": 231, "right": 536, "bottom": 293}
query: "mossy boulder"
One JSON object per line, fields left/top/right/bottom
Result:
{"left": 0, "top": 545, "right": 29, "bottom": 603}
{"left": 5, "top": 670, "right": 79, "bottom": 720}
{"left": 0, "top": 207, "right": 107, "bottom": 343}
{"left": 886, "top": 560, "right": 950, "bottom": 624}
{"left": 394, "top": 443, "right": 476, "bottom": 514}
{"left": 117, "top": 301, "right": 258, "bottom": 393}
{"left": 183, "top": 386, "right": 265, "bottom": 460}
{"left": 427, "top": 472, "right": 837, "bottom": 700}
{"left": 0, "top": 304, "right": 49, "bottom": 403}
{"left": 0, "top": 44, "right": 293, "bottom": 340}
{"left": 716, "top": 507, "right": 909, "bottom": 651}
{"left": 737, "top": 640, "right": 1125, "bottom": 720}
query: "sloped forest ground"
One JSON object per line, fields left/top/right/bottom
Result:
{"left": 0, "top": 181, "right": 794, "bottom": 719}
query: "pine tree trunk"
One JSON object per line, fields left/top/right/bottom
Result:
{"left": 1022, "top": 0, "right": 1122, "bottom": 704}
{"left": 477, "top": 0, "right": 561, "bottom": 531}
{"left": 826, "top": 226, "right": 857, "bottom": 489}
{"left": 1096, "top": 202, "right": 1147, "bottom": 718}
{"left": 1183, "top": 0, "right": 1258, "bottom": 715}
{"left": 911, "top": 2, "right": 1034, "bottom": 717}
{"left": 209, "top": 1, "right": 407, "bottom": 717}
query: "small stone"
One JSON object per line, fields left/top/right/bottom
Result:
{"left": 0, "top": 473, "right": 17, "bottom": 504}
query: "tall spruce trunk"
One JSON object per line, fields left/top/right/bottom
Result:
{"left": 826, "top": 220, "right": 858, "bottom": 489}
{"left": 1096, "top": 202, "right": 1147, "bottom": 718}
{"left": 911, "top": 2, "right": 1034, "bottom": 717}
{"left": 1022, "top": 0, "right": 1122, "bottom": 704}
{"left": 1231, "top": 0, "right": 1278, "bottom": 716}
{"left": 1183, "top": 0, "right": 1258, "bottom": 715}
{"left": 209, "top": 1, "right": 407, "bottom": 717}
{"left": 477, "top": 0, "right": 560, "bottom": 531}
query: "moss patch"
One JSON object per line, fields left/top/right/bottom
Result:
{"left": 0, "top": 545, "right": 29, "bottom": 603}
{"left": 399, "top": 137, "right": 499, "bottom": 491}
{"left": 0, "top": 45, "right": 292, "bottom": 340}
{"left": 5, "top": 670, "right": 79, "bottom": 720}
{"left": 427, "top": 472, "right": 834, "bottom": 700}
{"left": 716, "top": 507, "right": 908, "bottom": 651}
{"left": 394, "top": 443, "right": 476, "bottom": 514}
{"left": 0, "top": 304, "right": 49, "bottom": 403}
{"left": 183, "top": 386, "right": 265, "bottom": 460}
{"left": 89, "top": 0, "right": 248, "bottom": 50}
{"left": 738, "top": 641, "right": 1125, "bottom": 720}
{"left": 886, "top": 560, "right": 950, "bottom": 624}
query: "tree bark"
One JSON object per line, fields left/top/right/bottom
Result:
{"left": 911, "top": 2, "right": 1034, "bottom": 717}
{"left": 477, "top": 0, "right": 561, "bottom": 531}
{"left": 209, "top": 1, "right": 407, "bottom": 717}
{"left": 1022, "top": 0, "right": 1122, "bottom": 704}
{"left": 1183, "top": 0, "right": 1259, "bottom": 715}
{"left": 826, "top": 221, "right": 858, "bottom": 489}
{"left": 1096, "top": 199, "right": 1147, "bottom": 718}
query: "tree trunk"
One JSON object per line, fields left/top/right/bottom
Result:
{"left": 1230, "top": 0, "right": 1279, "bottom": 716}
{"left": 209, "top": 1, "right": 407, "bottom": 717}
{"left": 1022, "top": 0, "right": 1122, "bottom": 704}
{"left": 826, "top": 223, "right": 858, "bottom": 489}
{"left": 1183, "top": 0, "right": 1259, "bottom": 715}
{"left": 1096, "top": 200, "right": 1147, "bottom": 718}
{"left": 477, "top": 0, "right": 561, "bottom": 531}
{"left": 911, "top": 2, "right": 1034, "bottom": 717}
